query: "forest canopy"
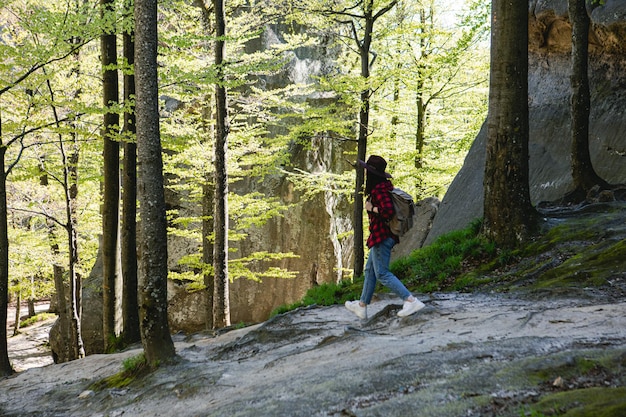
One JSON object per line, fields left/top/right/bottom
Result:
{"left": 0, "top": 0, "right": 489, "bottom": 328}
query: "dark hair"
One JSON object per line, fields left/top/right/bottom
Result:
{"left": 364, "top": 171, "right": 389, "bottom": 196}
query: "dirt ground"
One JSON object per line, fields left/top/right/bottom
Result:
{"left": 6, "top": 302, "right": 55, "bottom": 372}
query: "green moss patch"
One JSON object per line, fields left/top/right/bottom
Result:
{"left": 529, "top": 387, "right": 626, "bottom": 417}
{"left": 89, "top": 354, "right": 149, "bottom": 390}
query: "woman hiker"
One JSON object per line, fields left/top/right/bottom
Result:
{"left": 345, "top": 155, "right": 425, "bottom": 320}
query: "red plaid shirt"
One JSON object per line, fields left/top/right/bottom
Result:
{"left": 366, "top": 180, "right": 399, "bottom": 248}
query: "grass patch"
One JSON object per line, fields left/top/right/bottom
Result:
{"left": 271, "top": 219, "right": 503, "bottom": 315}
{"left": 89, "top": 353, "right": 149, "bottom": 390}
{"left": 270, "top": 279, "right": 362, "bottom": 317}
{"left": 270, "top": 204, "right": 626, "bottom": 315}
{"left": 391, "top": 219, "right": 500, "bottom": 292}
{"left": 527, "top": 387, "right": 626, "bottom": 417}
{"left": 20, "top": 312, "right": 56, "bottom": 328}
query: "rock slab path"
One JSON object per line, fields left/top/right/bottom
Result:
{"left": 2, "top": 291, "right": 625, "bottom": 416}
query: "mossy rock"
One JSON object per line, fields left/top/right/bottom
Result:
{"left": 529, "top": 386, "right": 626, "bottom": 417}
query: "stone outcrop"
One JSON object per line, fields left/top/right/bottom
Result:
{"left": 49, "top": 22, "right": 353, "bottom": 357}
{"left": 425, "top": 0, "right": 626, "bottom": 245}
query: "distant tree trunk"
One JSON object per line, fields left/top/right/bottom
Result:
{"left": 134, "top": 0, "right": 176, "bottom": 366}
{"left": 41, "top": 39, "right": 84, "bottom": 361}
{"left": 121, "top": 3, "right": 140, "bottom": 345}
{"left": 12, "top": 290, "right": 20, "bottom": 336}
{"left": 352, "top": 0, "right": 397, "bottom": 278}
{"left": 0, "top": 141, "right": 12, "bottom": 376}
{"left": 101, "top": 0, "right": 121, "bottom": 352}
{"left": 39, "top": 132, "right": 71, "bottom": 362}
{"left": 389, "top": 2, "right": 405, "bottom": 142}
{"left": 352, "top": 0, "right": 373, "bottom": 279}
{"left": 66, "top": 133, "right": 85, "bottom": 360}
{"left": 414, "top": 5, "right": 433, "bottom": 199}
{"left": 568, "top": 0, "right": 608, "bottom": 199}
{"left": 482, "top": 0, "right": 536, "bottom": 247}
{"left": 203, "top": 176, "right": 215, "bottom": 329}
{"left": 27, "top": 278, "right": 35, "bottom": 317}
{"left": 196, "top": 0, "right": 216, "bottom": 331}
{"left": 213, "top": 0, "right": 230, "bottom": 329}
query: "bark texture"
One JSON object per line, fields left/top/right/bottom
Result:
{"left": 213, "top": 0, "right": 230, "bottom": 329}
{"left": 482, "top": 0, "right": 536, "bottom": 247}
{"left": 101, "top": 0, "right": 121, "bottom": 351}
{"left": 134, "top": 0, "right": 176, "bottom": 365}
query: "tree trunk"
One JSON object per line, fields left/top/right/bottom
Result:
{"left": 482, "top": 0, "right": 536, "bottom": 248}
{"left": 12, "top": 291, "right": 20, "bottom": 336}
{"left": 121, "top": 7, "right": 140, "bottom": 345}
{"left": 197, "top": 0, "right": 215, "bottom": 331}
{"left": 39, "top": 154, "right": 71, "bottom": 362}
{"left": 351, "top": 0, "right": 397, "bottom": 278}
{"left": 66, "top": 142, "right": 85, "bottom": 360}
{"left": 213, "top": 0, "right": 230, "bottom": 329}
{"left": 0, "top": 135, "right": 15, "bottom": 376}
{"left": 352, "top": 0, "right": 373, "bottom": 279}
{"left": 203, "top": 177, "right": 215, "bottom": 329}
{"left": 568, "top": 0, "right": 608, "bottom": 197}
{"left": 101, "top": 0, "right": 121, "bottom": 352}
{"left": 27, "top": 279, "right": 35, "bottom": 317}
{"left": 414, "top": 6, "right": 431, "bottom": 199}
{"left": 135, "top": 0, "right": 176, "bottom": 366}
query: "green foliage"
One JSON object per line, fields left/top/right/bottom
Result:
{"left": 105, "top": 334, "right": 127, "bottom": 354}
{"left": 2, "top": 0, "right": 491, "bottom": 328}
{"left": 391, "top": 219, "right": 496, "bottom": 291}
{"left": 271, "top": 219, "right": 499, "bottom": 315}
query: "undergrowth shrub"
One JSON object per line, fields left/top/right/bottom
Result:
{"left": 272, "top": 219, "right": 501, "bottom": 315}
{"left": 392, "top": 219, "right": 495, "bottom": 291}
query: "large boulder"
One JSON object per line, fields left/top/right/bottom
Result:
{"left": 425, "top": 0, "right": 626, "bottom": 245}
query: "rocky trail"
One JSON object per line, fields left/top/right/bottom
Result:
{"left": 6, "top": 302, "right": 55, "bottom": 373}
{"left": 2, "top": 290, "right": 625, "bottom": 417}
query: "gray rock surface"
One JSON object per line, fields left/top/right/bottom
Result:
{"left": 425, "top": 1, "right": 626, "bottom": 245}
{"left": 3, "top": 291, "right": 625, "bottom": 417}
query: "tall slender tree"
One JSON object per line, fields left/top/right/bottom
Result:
{"left": 61, "top": 109, "right": 86, "bottom": 360}
{"left": 39, "top": 154, "right": 71, "bottom": 362}
{"left": 134, "top": 0, "right": 176, "bottom": 365}
{"left": 121, "top": 0, "right": 140, "bottom": 345}
{"left": 339, "top": 0, "right": 398, "bottom": 278}
{"left": 0, "top": 1, "right": 92, "bottom": 374}
{"left": 567, "top": 0, "right": 609, "bottom": 200}
{"left": 44, "top": 51, "right": 86, "bottom": 360}
{"left": 101, "top": 0, "right": 121, "bottom": 351}
{"left": 0, "top": 121, "right": 13, "bottom": 376}
{"left": 213, "top": 0, "right": 230, "bottom": 329}
{"left": 482, "top": 0, "right": 536, "bottom": 247}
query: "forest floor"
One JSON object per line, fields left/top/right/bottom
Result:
{"left": 6, "top": 301, "right": 54, "bottom": 372}
{"left": 2, "top": 202, "right": 626, "bottom": 417}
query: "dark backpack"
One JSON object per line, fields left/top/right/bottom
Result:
{"left": 388, "top": 188, "right": 415, "bottom": 237}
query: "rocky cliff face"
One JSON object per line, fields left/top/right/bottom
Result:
{"left": 153, "top": 24, "right": 356, "bottom": 326}
{"left": 425, "top": 0, "right": 626, "bottom": 244}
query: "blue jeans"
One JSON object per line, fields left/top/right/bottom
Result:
{"left": 360, "top": 237, "right": 411, "bottom": 304}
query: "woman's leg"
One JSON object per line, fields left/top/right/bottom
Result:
{"left": 360, "top": 251, "right": 377, "bottom": 305}
{"left": 371, "top": 238, "right": 411, "bottom": 300}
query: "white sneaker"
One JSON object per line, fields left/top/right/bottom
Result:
{"left": 397, "top": 298, "right": 425, "bottom": 317}
{"left": 345, "top": 300, "right": 367, "bottom": 320}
